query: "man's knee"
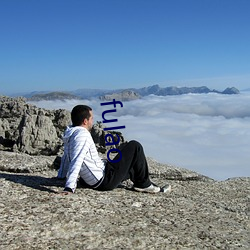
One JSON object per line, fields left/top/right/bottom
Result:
{"left": 128, "top": 140, "right": 142, "bottom": 149}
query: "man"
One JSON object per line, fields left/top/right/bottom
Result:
{"left": 57, "top": 105, "right": 171, "bottom": 194}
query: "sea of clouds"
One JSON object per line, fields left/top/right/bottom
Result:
{"left": 30, "top": 92, "right": 250, "bottom": 181}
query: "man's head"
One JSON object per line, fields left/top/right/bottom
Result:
{"left": 71, "top": 105, "right": 93, "bottom": 131}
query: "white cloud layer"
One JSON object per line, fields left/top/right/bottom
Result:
{"left": 30, "top": 92, "right": 250, "bottom": 180}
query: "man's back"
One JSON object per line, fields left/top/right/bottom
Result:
{"left": 58, "top": 126, "right": 105, "bottom": 191}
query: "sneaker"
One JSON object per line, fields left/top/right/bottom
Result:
{"left": 133, "top": 183, "right": 171, "bottom": 193}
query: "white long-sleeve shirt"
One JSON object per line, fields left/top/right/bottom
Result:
{"left": 57, "top": 126, "right": 105, "bottom": 192}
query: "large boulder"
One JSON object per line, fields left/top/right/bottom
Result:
{"left": 91, "top": 121, "right": 127, "bottom": 153}
{"left": 0, "top": 96, "right": 70, "bottom": 155}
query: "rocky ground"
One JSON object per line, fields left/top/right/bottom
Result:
{"left": 0, "top": 152, "right": 249, "bottom": 249}
{"left": 0, "top": 96, "right": 249, "bottom": 249}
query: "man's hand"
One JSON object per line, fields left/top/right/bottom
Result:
{"left": 57, "top": 187, "right": 74, "bottom": 195}
{"left": 59, "top": 190, "right": 73, "bottom": 195}
{"left": 63, "top": 187, "right": 74, "bottom": 193}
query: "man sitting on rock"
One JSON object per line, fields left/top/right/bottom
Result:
{"left": 57, "top": 105, "right": 171, "bottom": 194}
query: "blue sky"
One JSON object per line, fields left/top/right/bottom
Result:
{"left": 0, "top": 0, "right": 250, "bottom": 95}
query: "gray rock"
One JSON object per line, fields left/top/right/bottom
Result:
{"left": 0, "top": 96, "right": 69, "bottom": 155}
{"left": 0, "top": 151, "right": 55, "bottom": 173}
{"left": 91, "top": 122, "right": 127, "bottom": 154}
{"left": 99, "top": 90, "right": 141, "bottom": 102}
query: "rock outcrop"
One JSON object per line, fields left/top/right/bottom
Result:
{"left": 91, "top": 121, "right": 127, "bottom": 153}
{"left": 99, "top": 90, "right": 141, "bottom": 102}
{"left": 0, "top": 96, "right": 70, "bottom": 155}
{"left": 0, "top": 96, "right": 126, "bottom": 155}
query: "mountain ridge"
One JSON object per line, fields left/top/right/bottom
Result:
{"left": 9, "top": 84, "right": 240, "bottom": 101}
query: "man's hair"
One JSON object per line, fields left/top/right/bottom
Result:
{"left": 71, "top": 105, "right": 92, "bottom": 126}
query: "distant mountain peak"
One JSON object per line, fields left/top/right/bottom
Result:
{"left": 27, "top": 91, "right": 81, "bottom": 101}
{"left": 222, "top": 87, "right": 240, "bottom": 94}
{"left": 99, "top": 90, "right": 140, "bottom": 102}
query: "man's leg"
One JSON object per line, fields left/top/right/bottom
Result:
{"left": 97, "top": 140, "right": 151, "bottom": 191}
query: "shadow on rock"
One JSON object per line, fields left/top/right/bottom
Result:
{"left": 0, "top": 172, "right": 65, "bottom": 193}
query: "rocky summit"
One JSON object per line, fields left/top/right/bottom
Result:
{"left": 0, "top": 96, "right": 249, "bottom": 249}
{"left": 0, "top": 96, "right": 126, "bottom": 155}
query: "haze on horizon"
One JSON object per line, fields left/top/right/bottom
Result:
{"left": 0, "top": 0, "right": 250, "bottom": 95}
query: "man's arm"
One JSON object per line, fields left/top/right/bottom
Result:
{"left": 64, "top": 131, "right": 90, "bottom": 193}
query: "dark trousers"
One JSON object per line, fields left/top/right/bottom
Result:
{"left": 97, "top": 140, "right": 151, "bottom": 191}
